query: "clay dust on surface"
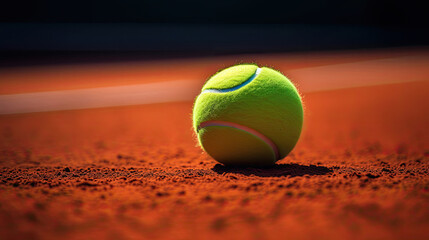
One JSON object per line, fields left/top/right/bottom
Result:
{"left": 0, "top": 58, "right": 428, "bottom": 239}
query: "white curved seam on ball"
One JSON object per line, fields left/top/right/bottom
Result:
{"left": 200, "top": 67, "right": 262, "bottom": 94}
{"left": 198, "top": 120, "right": 280, "bottom": 160}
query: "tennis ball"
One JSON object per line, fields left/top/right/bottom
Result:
{"left": 193, "top": 64, "right": 303, "bottom": 166}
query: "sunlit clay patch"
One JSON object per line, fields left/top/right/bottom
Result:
{"left": 198, "top": 120, "right": 280, "bottom": 160}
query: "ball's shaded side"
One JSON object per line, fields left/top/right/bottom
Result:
{"left": 193, "top": 64, "right": 303, "bottom": 166}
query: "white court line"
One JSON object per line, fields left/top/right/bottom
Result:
{"left": 0, "top": 55, "right": 428, "bottom": 114}
{"left": 288, "top": 55, "right": 429, "bottom": 92}
{"left": 0, "top": 80, "right": 201, "bottom": 114}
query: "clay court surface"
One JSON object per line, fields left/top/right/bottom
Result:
{"left": 0, "top": 48, "right": 428, "bottom": 240}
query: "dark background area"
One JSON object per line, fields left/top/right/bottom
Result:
{"left": 0, "top": 0, "right": 428, "bottom": 66}
{"left": 1, "top": 0, "right": 428, "bottom": 25}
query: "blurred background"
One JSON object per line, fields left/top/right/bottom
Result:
{"left": 1, "top": 0, "right": 428, "bottom": 66}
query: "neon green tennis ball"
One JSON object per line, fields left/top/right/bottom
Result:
{"left": 193, "top": 64, "right": 303, "bottom": 166}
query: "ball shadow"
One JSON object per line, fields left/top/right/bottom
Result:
{"left": 212, "top": 163, "right": 332, "bottom": 177}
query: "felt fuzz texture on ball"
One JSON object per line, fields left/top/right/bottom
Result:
{"left": 193, "top": 64, "right": 303, "bottom": 166}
